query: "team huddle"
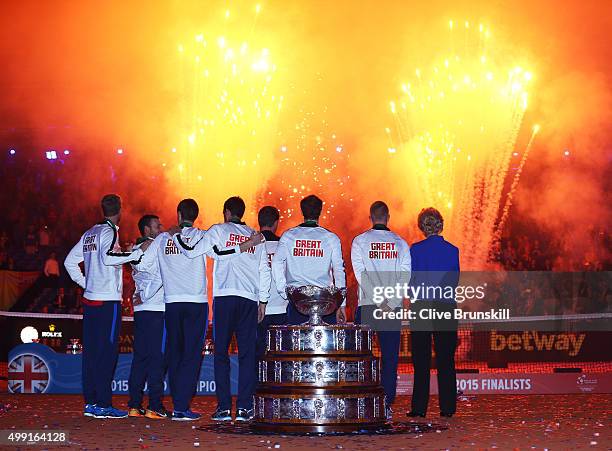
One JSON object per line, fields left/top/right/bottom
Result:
{"left": 65, "top": 193, "right": 460, "bottom": 422}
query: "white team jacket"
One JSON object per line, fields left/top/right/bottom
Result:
{"left": 131, "top": 238, "right": 164, "bottom": 312}
{"left": 172, "top": 221, "right": 271, "bottom": 304}
{"left": 64, "top": 220, "right": 144, "bottom": 301}
{"left": 351, "top": 225, "right": 411, "bottom": 308}
{"left": 152, "top": 226, "right": 238, "bottom": 304}
{"left": 271, "top": 222, "right": 346, "bottom": 303}
{"left": 261, "top": 231, "right": 287, "bottom": 314}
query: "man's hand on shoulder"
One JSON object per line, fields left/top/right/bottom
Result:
{"left": 239, "top": 231, "right": 265, "bottom": 253}
{"left": 250, "top": 231, "right": 265, "bottom": 246}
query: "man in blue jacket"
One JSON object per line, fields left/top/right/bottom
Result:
{"left": 408, "top": 207, "right": 459, "bottom": 418}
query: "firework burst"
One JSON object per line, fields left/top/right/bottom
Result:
{"left": 166, "top": 6, "right": 285, "bottom": 222}
{"left": 387, "top": 20, "right": 537, "bottom": 268}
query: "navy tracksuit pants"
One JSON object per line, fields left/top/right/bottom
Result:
{"left": 213, "top": 296, "right": 257, "bottom": 411}
{"left": 82, "top": 301, "right": 122, "bottom": 408}
{"left": 128, "top": 310, "right": 166, "bottom": 411}
{"left": 355, "top": 305, "right": 401, "bottom": 406}
{"left": 286, "top": 302, "right": 337, "bottom": 325}
{"left": 165, "top": 302, "right": 208, "bottom": 412}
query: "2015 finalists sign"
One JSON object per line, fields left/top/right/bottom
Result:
{"left": 396, "top": 372, "right": 612, "bottom": 395}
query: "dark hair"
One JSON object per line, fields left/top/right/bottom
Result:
{"left": 300, "top": 195, "right": 323, "bottom": 220}
{"left": 418, "top": 207, "right": 444, "bottom": 236}
{"left": 258, "top": 206, "right": 280, "bottom": 228}
{"left": 369, "top": 201, "right": 389, "bottom": 222}
{"left": 138, "top": 214, "right": 159, "bottom": 235}
{"left": 101, "top": 194, "right": 121, "bottom": 217}
{"left": 177, "top": 198, "right": 199, "bottom": 222}
{"left": 223, "top": 196, "right": 246, "bottom": 219}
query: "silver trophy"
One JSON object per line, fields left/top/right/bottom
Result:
{"left": 254, "top": 285, "right": 388, "bottom": 433}
{"left": 286, "top": 285, "right": 346, "bottom": 326}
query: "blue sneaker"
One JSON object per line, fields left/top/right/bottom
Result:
{"left": 84, "top": 404, "right": 96, "bottom": 417}
{"left": 235, "top": 408, "right": 254, "bottom": 422}
{"left": 172, "top": 410, "right": 201, "bottom": 421}
{"left": 93, "top": 406, "right": 128, "bottom": 419}
{"left": 211, "top": 408, "right": 232, "bottom": 422}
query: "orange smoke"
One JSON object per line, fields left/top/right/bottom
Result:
{"left": 0, "top": 0, "right": 609, "bottom": 268}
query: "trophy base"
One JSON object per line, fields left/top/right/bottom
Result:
{"left": 253, "top": 386, "right": 388, "bottom": 433}
{"left": 251, "top": 421, "right": 391, "bottom": 434}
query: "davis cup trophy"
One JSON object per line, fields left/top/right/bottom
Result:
{"left": 253, "top": 285, "right": 389, "bottom": 433}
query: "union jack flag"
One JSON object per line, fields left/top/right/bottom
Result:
{"left": 8, "top": 354, "right": 50, "bottom": 393}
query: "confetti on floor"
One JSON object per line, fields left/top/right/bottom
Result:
{"left": 0, "top": 394, "right": 609, "bottom": 450}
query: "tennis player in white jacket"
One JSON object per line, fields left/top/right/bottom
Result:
{"left": 255, "top": 206, "right": 288, "bottom": 361}
{"left": 271, "top": 195, "right": 346, "bottom": 325}
{"left": 65, "top": 194, "right": 148, "bottom": 419}
{"left": 126, "top": 214, "right": 168, "bottom": 420}
{"left": 351, "top": 201, "right": 411, "bottom": 419}
{"left": 152, "top": 199, "right": 262, "bottom": 421}
{"left": 172, "top": 197, "right": 270, "bottom": 422}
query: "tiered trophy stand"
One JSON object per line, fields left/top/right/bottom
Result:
{"left": 252, "top": 286, "right": 389, "bottom": 433}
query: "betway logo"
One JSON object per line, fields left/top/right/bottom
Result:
{"left": 490, "top": 330, "right": 585, "bottom": 357}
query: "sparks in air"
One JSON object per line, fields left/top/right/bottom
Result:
{"left": 166, "top": 7, "right": 285, "bottom": 221}
{"left": 260, "top": 81, "right": 351, "bottom": 225}
{"left": 386, "top": 20, "right": 536, "bottom": 268}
